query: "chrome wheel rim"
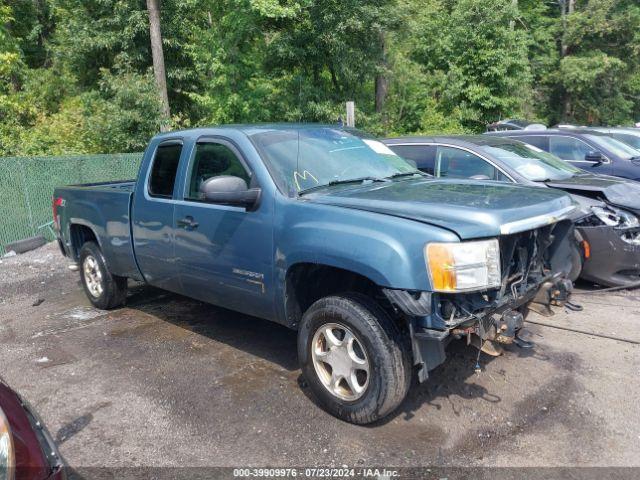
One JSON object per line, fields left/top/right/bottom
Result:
{"left": 83, "top": 255, "right": 103, "bottom": 298}
{"left": 311, "top": 323, "right": 370, "bottom": 401}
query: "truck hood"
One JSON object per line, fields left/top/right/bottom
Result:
{"left": 544, "top": 173, "right": 640, "bottom": 213}
{"left": 305, "top": 178, "right": 575, "bottom": 239}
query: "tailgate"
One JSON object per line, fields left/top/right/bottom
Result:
{"left": 54, "top": 183, "right": 139, "bottom": 279}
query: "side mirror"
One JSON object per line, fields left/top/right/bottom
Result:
{"left": 585, "top": 151, "right": 604, "bottom": 165}
{"left": 470, "top": 174, "right": 491, "bottom": 180}
{"left": 199, "top": 176, "right": 261, "bottom": 208}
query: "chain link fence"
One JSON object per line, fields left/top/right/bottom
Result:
{"left": 0, "top": 153, "right": 143, "bottom": 255}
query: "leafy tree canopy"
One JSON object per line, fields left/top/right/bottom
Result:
{"left": 1, "top": 0, "right": 639, "bottom": 155}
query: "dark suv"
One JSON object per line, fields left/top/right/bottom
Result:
{"left": 559, "top": 127, "right": 640, "bottom": 151}
{"left": 486, "top": 129, "right": 640, "bottom": 180}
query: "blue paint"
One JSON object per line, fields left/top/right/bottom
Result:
{"left": 54, "top": 124, "right": 575, "bottom": 327}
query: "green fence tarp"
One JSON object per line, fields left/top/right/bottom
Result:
{"left": 0, "top": 153, "right": 143, "bottom": 255}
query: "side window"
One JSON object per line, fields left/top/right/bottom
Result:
{"left": 510, "top": 135, "right": 549, "bottom": 151}
{"left": 435, "top": 146, "right": 498, "bottom": 180}
{"left": 549, "top": 136, "right": 593, "bottom": 161}
{"left": 613, "top": 133, "right": 640, "bottom": 149}
{"left": 497, "top": 170, "right": 510, "bottom": 182}
{"left": 186, "top": 142, "right": 251, "bottom": 201}
{"left": 149, "top": 143, "right": 183, "bottom": 198}
{"left": 387, "top": 145, "right": 436, "bottom": 175}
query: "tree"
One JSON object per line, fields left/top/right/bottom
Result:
{"left": 551, "top": 0, "right": 639, "bottom": 124}
{"left": 375, "top": 31, "right": 389, "bottom": 114}
{"left": 412, "top": 0, "right": 532, "bottom": 130}
{"left": 146, "top": 0, "right": 170, "bottom": 128}
{"left": 2, "top": 0, "right": 640, "bottom": 155}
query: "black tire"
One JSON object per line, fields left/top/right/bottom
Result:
{"left": 4, "top": 235, "right": 46, "bottom": 255}
{"left": 568, "top": 242, "right": 583, "bottom": 283}
{"left": 78, "top": 241, "right": 127, "bottom": 309}
{"left": 297, "top": 293, "right": 411, "bottom": 425}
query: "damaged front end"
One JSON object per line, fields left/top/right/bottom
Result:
{"left": 575, "top": 205, "right": 640, "bottom": 287}
{"left": 384, "top": 219, "right": 576, "bottom": 382}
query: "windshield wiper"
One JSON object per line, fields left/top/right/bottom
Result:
{"left": 298, "top": 176, "right": 388, "bottom": 196}
{"left": 385, "top": 171, "right": 425, "bottom": 180}
{"left": 537, "top": 176, "right": 575, "bottom": 183}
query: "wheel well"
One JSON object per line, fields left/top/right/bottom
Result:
{"left": 69, "top": 224, "right": 98, "bottom": 260}
{"left": 284, "top": 263, "right": 389, "bottom": 328}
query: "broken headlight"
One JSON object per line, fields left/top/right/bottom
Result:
{"left": 425, "top": 239, "right": 501, "bottom": 292}
{"left": 620, "top": 231, "right": 640, "bottom": 246}
{"left": 591, "top": 206, "right": 639, "bottom": 229}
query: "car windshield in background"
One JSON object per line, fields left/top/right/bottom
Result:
{"left": 585, "top": 134, "right": 640, "bottom": 159}
{"left": 250, "top": 128, "right": 420, "bottom": 196}
{"left": 479, "top": 142, "right": 581, "bottom": 181}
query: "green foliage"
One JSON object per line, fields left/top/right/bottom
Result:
{"left": 90, "top": 70, "right": 164, "bottom": 152}
{"left": 2, "top": 0, "right": 640, "bottom": 155}
{"left": 558, "top": 52, "right": 632, "bottom": 124}
{"left": 0, "top": 67, "right": 161, "bottom": 156}
{"left": 413, "top": 0, "right": 532, "bottom": 130}
{"left": 523, "top": 0, "right": 640, "bottom": 125}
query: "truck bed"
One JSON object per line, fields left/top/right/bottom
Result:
{"left": 54, "top": 180, "right": 141, "bottom": 280}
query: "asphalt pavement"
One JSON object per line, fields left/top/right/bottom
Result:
{"left": 0, "top": 243, "right": 638, "bottom": 476}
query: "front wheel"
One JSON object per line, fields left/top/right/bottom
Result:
{"left": 297, "top": 293, "right": 411, "bottom": 424}
{"left": 79, "top": 241, "right": 127, "bottom": 310}
{"left": 568, "top": 241, "right": 583, "bottom": 283}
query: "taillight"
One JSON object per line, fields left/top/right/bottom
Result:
{"left": 52, "top": 197, "right": 64, "bottom": 230}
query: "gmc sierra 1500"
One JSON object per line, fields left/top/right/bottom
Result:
{"left": 54, "top": 124, "right": 576, "bottom": 424}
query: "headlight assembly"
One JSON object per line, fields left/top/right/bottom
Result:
{"left": 591, "top": 206, "right": 639, "bottom": 229}
{"left": 425, "top": 239, "right": 501, "bottom": 292}
{"left": 0, "top": 407, "right": 15, "bottom": 480}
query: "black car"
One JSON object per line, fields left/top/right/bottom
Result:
{"left": 485, "top": 128, "right": 640, "bottom": 180}
{"left": 384, "top": 135, "right": 640, "bottom": 287}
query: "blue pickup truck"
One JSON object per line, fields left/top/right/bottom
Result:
{"left": 53, "top": 124, "right": 577, "bottom": 424}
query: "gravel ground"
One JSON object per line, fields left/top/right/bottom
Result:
{"left": 1, "top": 243, "right": 639, "bottom": 477}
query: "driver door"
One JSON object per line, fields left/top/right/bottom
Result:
{"left": 173, "top": 139, "right": 274, "bottom": 319}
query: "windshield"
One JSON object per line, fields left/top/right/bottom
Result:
{"left": 479, "top": 142, "right": 582, "bottom": 181}
{"left": 585, "top": 134, "right": 640, "bottom": 159}
{"left": 249, "top": 127, "right": 420, "bottom": 196}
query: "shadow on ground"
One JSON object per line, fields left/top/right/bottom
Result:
{"left": 121, "top": 283, "right": 556, "bottom": 425}
{"left": 125, "top": 283, "right": 299, "bottom": 371}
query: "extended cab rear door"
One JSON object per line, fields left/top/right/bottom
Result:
{"left": 132, "top": 138, "right": 185, "bottom": 292}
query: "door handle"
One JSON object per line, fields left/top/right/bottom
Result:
{"left": 177, "top": 216, "right": 199, "bottom": 229}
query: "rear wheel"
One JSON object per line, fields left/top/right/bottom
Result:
{"left": 298, "top": 293, "right": 411, "bottom": 424}
{"left": 79, "top": 242, "right": 127, "bottom": 309}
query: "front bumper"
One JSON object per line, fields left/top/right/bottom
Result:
{"left": 384, "top": 275, "right": 572, "bottom": 382}
{"left": 385, "top": 219, "right": 576, "bottom": 382}
{"left": 407, "top": 306, "right": 530, "bottom": 382}
{"left": 578, "top": 226, "right": 640, "bottom": 287}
